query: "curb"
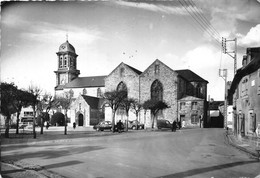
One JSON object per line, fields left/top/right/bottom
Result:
{"left": 226, "top": 134, "right": 259, "bottom": 159}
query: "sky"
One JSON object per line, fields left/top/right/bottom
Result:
{"left": 1, "top": 0, "right": 260, "bottom": 100}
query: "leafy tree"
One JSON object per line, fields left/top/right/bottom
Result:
{"left": 130, "top": 100, "right": 142, "bottom": 122}
{"left": 13, "top": 89, "right": 34, "bottom": 134}
{"left": 103, "top": 90, "right": 127, "bottom": 132}
{"left": 143, "top": 99, "right": 169, "bottom": 129}
{"left": 55, "top": 91, "right": 73, "bottom": 135}
{"left": 121, "top": 97, "right": 135, "bottom": 132}
{"left": 0, "top": 82, "right": 18, "bottom": 138}
{"left": 28, "top": 85, "right": 42, "bottom": 139}
{"left": 50, "top": 112, "right": 65, "bottom": 126}
{"left": 37, "top": 93, "right": 55, "bottom": 134}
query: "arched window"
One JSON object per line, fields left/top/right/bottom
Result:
{"left": 117, "top": 81, "right": 127, "bottom": 92}
{"left": 151, "top": 80, "right": 163, "bottom": 101}
{"left": 69, "top": 89, "right": 74, "bottom": 98}
{"left": 83, "top": 88, "right": 87, "bottom": 95}
{"left": 97, "top": 87, "right": 101, "bottom": 97}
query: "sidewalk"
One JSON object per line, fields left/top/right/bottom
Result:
{"left": 226, "top": 130, "right": 260, "bottom": 160}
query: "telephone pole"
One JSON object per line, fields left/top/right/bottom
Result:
{"left": 221, "top": 37, "right": 237, "bottom": 75}
{"left": 219, "top": 69, "right": 228, "bottom": 129}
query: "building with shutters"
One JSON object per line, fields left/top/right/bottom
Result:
{"left": 228, "top": 47, "right": 260, "bottom": 138}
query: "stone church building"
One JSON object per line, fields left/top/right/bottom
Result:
{"left": 54, "top": 40, "right": 208, "bottom": 128}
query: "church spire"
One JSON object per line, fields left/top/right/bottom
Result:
{"left": 66, "top": 30, "right": 68, "bottom": 42}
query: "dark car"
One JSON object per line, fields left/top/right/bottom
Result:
{"left": 157, "top": 119, "right": 172, "bottom": 129}
{"left": 93, "top": 121, "right": 112, "bottom": 131}
{"left": 128, "top": 120, "right": 144, "bottom": 130}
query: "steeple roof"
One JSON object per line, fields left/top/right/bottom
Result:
{"left": 58, "top": 40, "right": 76, "bottom": 53}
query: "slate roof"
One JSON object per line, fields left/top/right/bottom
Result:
{"left": 228, "top": 47, "right": 260, "bottom": 97}
{"left": 81, "top": 95, "right": 103, "bottom": 109}
{"left": 64, "top": 76, "right": 106, "bottom": 88}
{"left": 125, "top": 64, "right": 142, "bottom": 75}
{"left": 179, "top": 95, "right": 204, "bottom": 101}
{"left": 175, "top": 70, "right": 208, "bottom": 83}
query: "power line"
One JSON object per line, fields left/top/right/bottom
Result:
{"left": 187, "top": 0, "right": 221, "bottom": 40}
{"left": 178, "top": 0, "right": 221, "bottom": 47}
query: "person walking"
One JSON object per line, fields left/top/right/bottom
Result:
{"left": 117, "top": 120, "right": 123, "bottom": 133}
{"left": 172, "top": 120, "right": 177, "bottom": 132}
{"left": 73, "top": 122, "right": 76, "bottom": 129}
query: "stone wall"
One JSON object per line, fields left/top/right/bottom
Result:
{"left": 140, "top": 60, "right": 178, "bottom": 125}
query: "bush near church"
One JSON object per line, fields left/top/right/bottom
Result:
{"left": 51, "top": 112, "right": 65, "bottom": 126}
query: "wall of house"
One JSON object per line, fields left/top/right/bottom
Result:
{"left": 234, "top": 69, "right": 260, "bottom": 137}
{"left": 178, "top": 98, "right": 204, "bottom": 127}
{"left": 62, "top": 87, "right": 105, "bottom": 98}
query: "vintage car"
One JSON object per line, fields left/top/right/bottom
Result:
{"left": 128, "top": 120, "right": 144, "bottom": 130}
{"left": 157, "top": 119, "right": 172, "bottom": 129}
{"left": 93, "top": 121, "right": 112, "bottom": 131}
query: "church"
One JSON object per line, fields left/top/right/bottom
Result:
{"left": 54, "top": 40, "right": 208, "bottom": 128}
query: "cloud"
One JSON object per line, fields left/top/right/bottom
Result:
{"left": 178, "top": 45, "right": 235, "bottom": 100}
{"left": 20, "top": 22, "right": 102, "bottom": 46}
{"left": 114, "top": 1, "right": 190, "bottom": 16}
{"left": 237, "top": 24, "right": 260, "bottom": 47}
{"left": 195, "top": 0, "right": 260, "bottom": 38}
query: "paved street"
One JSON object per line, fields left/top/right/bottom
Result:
{"left": 1, "top": 128, "right": 260, "bottom": 178}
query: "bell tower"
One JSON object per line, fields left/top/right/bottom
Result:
{"left": 54, "top": 39, "right": 80, "bottom": 91}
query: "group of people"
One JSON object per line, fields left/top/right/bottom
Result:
{"left": 172, "top": 120, "right": 182, "bottom": 132}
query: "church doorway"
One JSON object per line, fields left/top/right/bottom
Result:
{"left": 78, "top": 114, "right": 84, "bottom": 126}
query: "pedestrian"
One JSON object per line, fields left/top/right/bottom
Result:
{"left": 117, "top": 120, "right": 122, "bottom": 133}
{"left": 46, "top": 122, "right": 50, "bottom": 129}
{"left": 73, "top": 122, "right": 76, "bottom": 129}
{"left": 172, "top": 120, "right": 177, "bottom": 132}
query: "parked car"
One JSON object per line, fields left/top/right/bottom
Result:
{"left": 128, "top": 120, "right": 144, "bottom": 130}
{"left": 93, "top": 121, "right": 112, "bottom": 131}
{"left": 157, "top": 119, "right": 172, "bottom": 129}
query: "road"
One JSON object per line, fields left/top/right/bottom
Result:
{"left": 2, "top": 128, "right": 260, "bottom": 178}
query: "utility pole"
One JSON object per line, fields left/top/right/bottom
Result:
{"left": 221, "top": 37, "right": 237, "bottom": 76}
{"left": 222, "top": 37, "right": 238, "bottom": 132}
{"left": 219, "top": 69, "right": 228, "bottom": 129}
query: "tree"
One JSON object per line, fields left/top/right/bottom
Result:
{"left": 55, "top": 91, "right": 73, "bottom": 135}
{"left": 37, "top": 93, "right": 55, "bottom": 134}
{"left": 50, "top": 112, "right": 65, "bottom": 126}
{"left": 143, "top": 99, "right": 169, "bottom": 129}
{"left": 13, "top": 89, "right": 34, "bottom": 134}
{"left": 121, "top": 98, "right": 135, "bottom": 132}
{"left": 28, "top": 85, "right": 42, "bottom": 139}
{"left": 131, "top": 100, "right": 142, "bottom": 122}
{"left": 0, "top": 82, "right": 18, "bottom": 138}
{"left": 103, "top": 90, "right": 127, "bottom": 132}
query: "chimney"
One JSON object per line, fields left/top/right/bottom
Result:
{"left": 242, "top": 55, "right": 247, "bottom": 68}
{"left": 247, "top": 48, "right": 251, "bottom": 63}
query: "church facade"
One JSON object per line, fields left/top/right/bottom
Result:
{"left": 105, "top": 60, "right": 208, "bottom": 128}
{"left": 54, "top": 40, "right": 208, "bottom": 128}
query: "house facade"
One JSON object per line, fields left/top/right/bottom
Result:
{"left": 228, "top": 47, "right": 260, "bottom": 138}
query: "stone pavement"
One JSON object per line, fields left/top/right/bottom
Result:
{"left": 1, "top": 127, "right": 260, "bottom": 178}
